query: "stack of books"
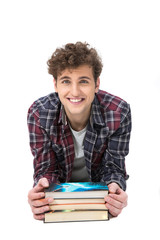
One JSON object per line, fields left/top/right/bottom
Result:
{"left": 44, "top": 182, "right": 109, "bottom": 223}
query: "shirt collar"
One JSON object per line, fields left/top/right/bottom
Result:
{"left": 90, "top": 95, "right": 106, "bottom": 128}
{"left": 58, "top": 105, "right": 68, "bottom": 126}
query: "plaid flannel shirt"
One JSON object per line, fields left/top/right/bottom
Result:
{"left": 27, "top": 90, "right": 132, "bottom": 190}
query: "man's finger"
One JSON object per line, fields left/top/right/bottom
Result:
{"left": 32, "top": 197, "right": 53, "bottom": 207}
{"left": 109, "top": 193, "right": 122, "bottom": 201}
{"left": 34, "top": 213, "right": 45, "bottom": 220}
{"left": 34, "top": 178, "right": 49, "bottom": 193}
{"left": 32, "top": 205, "right": 50, "bottom": 215}
{"left": 28, "top": 191, "right": 45, "bottom": 203}
{"left": 105, "top": 202, "right": 122, "bottom": 217}
{"left": 109, "top": 192, "right": 127, "bottom": 203}
{"left": 105, "top": 195, "right": 126, "bottom": 209}
{"left": 108, "top": 183, "right": 119, "bottom": 194}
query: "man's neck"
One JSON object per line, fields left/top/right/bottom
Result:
{"left": 67, "top": 113, "right": 90, "bottom": 131}
{"left": 69, "top": 119, "right": 88, "bottom": 131}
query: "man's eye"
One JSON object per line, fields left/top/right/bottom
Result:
{"left": 80, "top": 80, "right": 89, "bottom": 84}
{"left": 62, "top": 80, "right": 70, "bottom": 84}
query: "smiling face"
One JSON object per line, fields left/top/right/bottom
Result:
{"left": 54, "top": 65, "right": 100, "bottom": 129}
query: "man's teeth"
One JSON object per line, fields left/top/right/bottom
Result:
{"left": 70, "top": 99, "right": 82, "bottom": 102}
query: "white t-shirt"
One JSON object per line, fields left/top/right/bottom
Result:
{"left": 69, "top": 125, "right": 90, "bottom": 182}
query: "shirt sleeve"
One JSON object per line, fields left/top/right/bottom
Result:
{"left": 27, "top": 103, "right": 60, "bottom": 186}
{"left": 101, "top": 104, "right": 132, "bottom": 191}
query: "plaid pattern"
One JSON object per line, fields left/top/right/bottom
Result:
{"left": 27, "top": 90, "right": 132, "bottom": 190}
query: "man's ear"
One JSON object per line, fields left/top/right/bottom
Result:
{"left": 95, "top": 77, "right": 100, "bottom": 93}
{"left": 53, "top": 78, "right": 58, "bottom": 92}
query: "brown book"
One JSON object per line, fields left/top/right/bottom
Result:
{"left": 45, "top": 209, "right": 109, "bottom": 223}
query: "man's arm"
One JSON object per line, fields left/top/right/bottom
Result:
{"left": 102, "top": 103, "right": 131, "bottom": 215}
{"left": 102, "top": 104, "right": 131, "bottom": 190}
{"left": 27, "top": 104, "right": 59, "bottom": 220}
{"left": 27, "top": 103, "right": 60, "bottom": 186}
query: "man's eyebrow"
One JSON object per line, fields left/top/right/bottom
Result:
{"left": 79, "top": 76, "right": 91, "bottom": 80}
{"left": 59, "top": 76, "right": 91, "bottom": 81}
{"left": 59, "top": 76, "right": 71, "bottom": 80}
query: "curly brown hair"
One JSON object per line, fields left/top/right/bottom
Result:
{"left": 47, "top": 42, "right": 103, "bottom": 83}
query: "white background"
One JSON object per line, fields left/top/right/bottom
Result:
{"left": 0, "top": 0, "right": 160, "bottom": 239}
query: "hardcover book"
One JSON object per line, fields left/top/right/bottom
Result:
{"left": 45, "top": 209, "right": 109, "bottom": 223}
{"left": 45, "top": 182, "right": 108, "bottom": 199}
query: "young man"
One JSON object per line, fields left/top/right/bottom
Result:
{"left": 27, "top": 42, "right": 131, "bottom": 220}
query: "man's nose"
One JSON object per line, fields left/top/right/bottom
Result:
{"left": 71, "top": 83, "right": 80, "bottom": 96}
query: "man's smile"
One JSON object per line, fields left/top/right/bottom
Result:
{"left": 67, "top": 98, "right": 85, "bottom": 104}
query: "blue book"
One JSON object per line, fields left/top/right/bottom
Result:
{"left": 45, "top": 182, "right": 108, "bottom": 199}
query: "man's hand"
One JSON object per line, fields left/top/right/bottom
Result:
{"left": 104, "top": 182, "right": 128, "bottom": 217}
{"left": 28, "top": 178, "right": 53, "bottom": 220}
